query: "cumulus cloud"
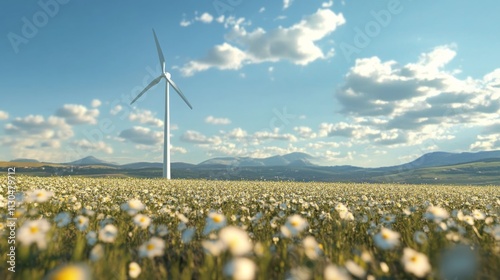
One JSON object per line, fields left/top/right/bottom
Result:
{"left": 2, "top": 114, "right": 74, "bottom": 162}
{"left": 181, "top": 130, "right": 222, "bottom": 145}
{"left": 170, "top": 145, "right": 188, "bottom": 154}
{"left": 0, "top": 110, "right": 9, "bottom": 120}
{"left": 227, "top": 128, "right": 248, "bottom": 139}
{"left": 5, "top": 115, "right": 73, "bottom": 139}
{"left": 91, "top": 99, "right": 102, "bottom": 108}
{"left": 322, "top": 1, "right": 333, "bottom": 8}
{"left": 333, "top": 45, "right": 500, "bottom": 147}
{"left": 253, "top": 129, "right": 297, "bottom": 142}
{"left": 56, "top": 104, "right": 99, "bottom": 125}
{"left": 205, "top": 115, "right": 231, "bottom": 125}
{"left": 71, "top": 139, "right": 113, "bottom": 154}
{"left": 180, "top": 18, "right": 192, "bottom": 27}
{"left": 294, "top": 126, "right": 317, "bottom": 139}
{"left": 470, "top": 134, "right": 500, "bottom": 151}
{"left": 180, "top": 12, "right": 215, "bottom": 27}
{"left": 283, "top": 0, "right": 293, "bottom": 9}
{"left": 110, "top": 105, "right": 123, "bottom": 115}
{"left": 119, "top": 126, "right": 163, "bottom": 145}
{"left": 197, "top": 12, "right": 214, "bottom": 23}
{"left": 129, "top": 109, "right": 163, "bottom": 127}
{"left": 180, "top": 8, "right": 345, "bottom": 76}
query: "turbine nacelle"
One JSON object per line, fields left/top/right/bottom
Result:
{"left": 164, "top": 72, "right": 171, "bottom": 79}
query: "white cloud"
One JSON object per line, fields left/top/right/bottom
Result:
{"left": 181, "top": 43, "right": 247, "bottom": 76}
{"left": 5, "top": 115, "right": 73, "bottom": 139}
{"left": 72, "top": 139, "right": 113, "bottom": 154}
{"left": 322, "top": 1, "right": 333, "bottom": 8}
{"left": 283, "top": 0, "right": 293, "bottom": 10}
{"left": 56, "top": 104, "right": 99, "bottom": 125}
{"left": 253, "top": 129, "right": 297, "bottom": 142}
{"left": 259, "top": 7, "right": 266, "bottom": 13}
{"left": 119, "top": 126, "right": 163, "bottom": 145}
{"left": 110, "top": 105, "right": 123, "bottom": 115}
{"left": 294, "top": 126, "right": 317, "bottom": 139}
{"left": 180, "top": 19, "right": 192, "bottom": 27}
{"left": 181, "top": 130, "right": 222, "bottom": 145}
{"left": 0, "top": 110, "right": 9, "bottom": 120}
{"left": 170, "top": 145, "right": 187, "bottom": 154}
{"left": 333, "top": 45, "right": 500, "bottom": 148}
{"left": 91, "top": 99, "right": 102, "bottom": 108}
{"left": 2, "top": 114, "right": 74, "bottom": 162}
{"left": 307, "top": 141, "right": 344, "bottom": 150}
{"left": 227, "top": 128, "right": 248, "bottom": 139}
{"left": 197, "top": 12, "right": 214, "bottom": 24}
{"left": 205, "top": 115, "right": 231, "bottom": 125}
{"left": 470, "top": 134, "right": 500, "bottom": 151}
{"left": 216, "top": 15, "right": 225, "bottom": 23}
{"left": 180, "top": 8, "right": 346, "bottom": 76}
{"left": 129, "top": 109, "right": 163, "bottom": 127}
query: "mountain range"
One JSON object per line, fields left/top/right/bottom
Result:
{"left": 6, "top": 150, "right": 500, "bottom": 185}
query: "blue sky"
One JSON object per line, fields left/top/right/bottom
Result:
{"left": 1, "top": 0, "right": 499, "bottom": 167}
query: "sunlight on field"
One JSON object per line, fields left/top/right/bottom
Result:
{"left": 1, "top": 176, "right": 499, "bottom": 279}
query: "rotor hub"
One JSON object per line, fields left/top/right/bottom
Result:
{"left": 165, "top": 72, "right": 171, "bottom": 79}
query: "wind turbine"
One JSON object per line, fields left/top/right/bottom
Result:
{"left": 130, "top": 29, "right": 193, "bottom": 179}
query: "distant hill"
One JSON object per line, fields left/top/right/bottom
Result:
{"left": 67, "top": 156, "right": 117, "bottom": 166}
{"left": 10, "top": 158, "right": 39, "bottom": 163}
{"left": 121, "top": 162, "right": 196, "bottom": 169}
{"left": 5, "top": 150, "right": 500, "bottom": 185}
{"left": 199, "top": 152, "right": 316, "bottom": 167}
{"left": 383, "top": 150, "right": 500, "bottom": 171}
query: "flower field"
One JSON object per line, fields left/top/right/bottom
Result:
{"left": 1, "top": 176, "right": 499, "bottom": 279}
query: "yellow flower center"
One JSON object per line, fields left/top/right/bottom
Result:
{"left": 212, "top": 215, "right": 222, "bottom": 223}
{"left": 291, "top": 220, "right": 299, "bottom": 227}
{"left": 50, "top": 265, "right": 84, "bottom": 280}
{"left": 30, "top": 226, "right": 39, "bottom": 234}
{"left": 382, "top": 233, "right": 389, "bottom": 240}
{"left": 140, "top": 217, "right": 146, "bottom": 223}
{"left": 410, "top": 256, "right": 417, "bottom": 263}
{"left": 147, "top": 244, "right": 155, "bottom": 251}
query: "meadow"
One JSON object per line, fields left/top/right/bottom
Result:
{"left": 1, "top": 176, "right": 499, "bottom": 279}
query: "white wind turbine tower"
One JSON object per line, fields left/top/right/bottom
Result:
{"left": 130, "top": 29, "right": 193, "bottom": 179}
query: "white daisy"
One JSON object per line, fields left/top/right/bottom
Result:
{"left": 139, "top": 237, "right": 165, "bottom": 258}
{"left": 374, "top": 227, "right": 400, "bottom": 250}
{"left": 424, "top": 206, "right": 449, "bottom": 223}
{"left": 324, "top": 264, "right": 351, "bottom": 280}
{"left": 223, "top": 258, "right": 256, "bottom": 280}
{"left": 303, "top": 236, "right": 321, "bottom": 260}
{"left": 74, "top": 215, "right": 89, "bottom": 231}
{"left": 17, "top": 219, "right": 51, "bottom": 249}
{"left": 26, "top": 189, "right": 53, "bottom": 203}
{"left": 98, "top": 224, "right": 118, "bottom": 243}
{"left": 219, "top": 226, "right": 253, "bottom": 256}
{"left": 401, "top": 247, "right": 431, "bottom": 278}
{"left": 121, "top": 199, "right": 145, "bottom": 215}
{"left": 133, "top": 214, "right": 151, "bottom": 229}
{"left": 203, "top": 212, "right": 227, "bottom": 235}
{"left": 129, "top": 262, "right": 142, "bottom": 279}
{"left": 284, "top": 214, "right": 308, "bottom": 237}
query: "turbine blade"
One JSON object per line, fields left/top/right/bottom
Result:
{"left": 152, "top": 29, "right": 166, "bottom": 72}
{"left": 130, "top": 76, "right": 163, "bottom": 105}
{"left": 165, "top": 75, "right": 193, "bottom": 109}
